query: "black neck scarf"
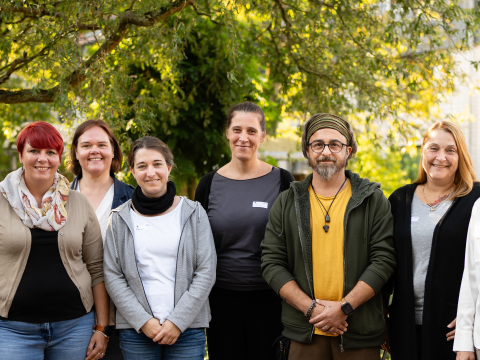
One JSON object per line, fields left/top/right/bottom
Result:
{"left": 131, "top": 181, "right": 176, "bottom": 215}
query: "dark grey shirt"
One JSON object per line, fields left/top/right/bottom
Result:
{"left": 208, "top": 167, "right": 281, "bottom": 291}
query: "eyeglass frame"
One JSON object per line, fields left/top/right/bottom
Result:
{"left": 308, "top": 139, "right": 349, "bottom": 154}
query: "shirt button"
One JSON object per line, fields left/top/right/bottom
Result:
{"left": 83, "top": 297, "right": 86, "bottom": 300}
{"left": 60, "top": 232, "right": 64, "bottom": 236}
{"left": 60, "top": 247, "right": 64, "bottom": 250}
{"left": 64, "top": 261, "right": 67, "bottom": 265}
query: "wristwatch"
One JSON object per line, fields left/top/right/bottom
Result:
{"left": 94, "top": 325, "right": 114, "bottom": 337}
{"left": 340, "top": 298, "right": 354, "bottom": 316}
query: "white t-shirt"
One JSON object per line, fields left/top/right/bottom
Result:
{"left": 77, "top": 183, "right": 114, "bottom": 243}
{"left": 130, "top": 198, "right": 183, "bottom": 324}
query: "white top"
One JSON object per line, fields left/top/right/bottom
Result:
{"left": 454, "top": 199, "right": 480, "bottom": 352}
{"left": 130, "top": 198, "right": 184, "bottom": 324}
{"left": 77, "top": 183, "right": 114, "bottom": 243}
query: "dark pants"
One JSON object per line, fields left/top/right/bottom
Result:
{"left": 207, "top": 287, "right": 283, "bottom": 360}
{"left": 104, "top": 330, "right": 124, "bottom": 360}
{"left": 416, "top": 325, "right": 422, "bottom": 360}
{"left": 289, "top": 335, "right": 379, "bottom": 360}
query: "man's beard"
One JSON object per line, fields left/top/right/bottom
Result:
{"left": 309, "top": 154, "right": 348, "bottom": 181}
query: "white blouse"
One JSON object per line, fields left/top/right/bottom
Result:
{"left": 76, "top": 183, "right": 114, "bottom": 243}
{"left": 454, "top": 199, "right": 480, "bottom": 352}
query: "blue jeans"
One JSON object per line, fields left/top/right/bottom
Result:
{"left": 119, "top": 327, "right": 206, "bottom": 360}
{"left": 0, "top": 311, "right": 95, "bottom": 360}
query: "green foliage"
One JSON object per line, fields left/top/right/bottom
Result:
{"left": 115, "top": 16, "right": 282, "bottom": 192}
{"left": 264, "top": 155, "right": 279, "bottom": 167}
{"left": 0, "top": 0, "right": 479, "bottom": 181}
{"left": 350, "top": 135, "right": 420, "bottom": 197}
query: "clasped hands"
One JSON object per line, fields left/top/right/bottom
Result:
{"left": 309, "top": 299, "right": 348, "bottom": 336}
{"left": 141, "top": 318, "right": 181, "bottom": 345}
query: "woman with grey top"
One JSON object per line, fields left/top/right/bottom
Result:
{"left": 195, "top": 101, "right": 294, "bottom": 360}
{"left": 103, "top": 136, "right": 216, "bottom": 360}
{"left": 386, "top": 121, "right": 480, "bottom": 360}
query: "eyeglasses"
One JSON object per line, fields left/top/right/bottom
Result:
{"left": 309, "top": 140, "right": 348, "bottom": 153}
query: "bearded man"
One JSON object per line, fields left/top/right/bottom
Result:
{"left": 261, "top": 113, "right": 396, "bottom": 360}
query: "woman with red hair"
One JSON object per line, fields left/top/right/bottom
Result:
{"left": 0, "top": 121, "right": 109, "bottom": 360}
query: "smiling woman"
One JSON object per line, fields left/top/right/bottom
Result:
{"left": 68, "top": 119, "right": 134, "bottom": 360}
{"left": 103, "top": 136, "right": 216, "bottom": 360}
{"left": 194, "top": 102, "right": 294, "bottom": 360}
{"left": 0, "top": 121, "right": 109, "bottom": 360}
{"left": 386, "top": 121, "right": 480, "bottom": 360}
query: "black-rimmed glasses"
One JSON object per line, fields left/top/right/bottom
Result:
{"left": 309, "top": 140, "right": 348, "bottom": 153}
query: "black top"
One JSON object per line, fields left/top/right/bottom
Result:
{"left": 195, "top": 166, "right": 294, "bottom": 212}
{"left": 387, "top": 183, "right": 480, "bottom": 360}
{"left": 195, "top": 167, "right": 294, "bottom": 291}
{"left": 6, "top": 229, "right": 86, "bottom": 323}
{"left": 207, "top": 168, "right": 282, "bottom": 290}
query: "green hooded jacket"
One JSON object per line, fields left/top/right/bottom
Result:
{"left": 261, "top": 171, "right": 396, "bottom": 350}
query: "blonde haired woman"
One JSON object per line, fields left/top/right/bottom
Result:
{"left": 386, "top": 121, "right": 480, "bottom": 360}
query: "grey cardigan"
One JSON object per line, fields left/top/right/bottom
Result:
{"left": 103, "top": 197, "right": 217, "bottom": 332}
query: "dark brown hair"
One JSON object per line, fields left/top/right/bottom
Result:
{"left": 301, "top": 114, "right": 357, "bottom": 165}
{"left": 67, "top": 119, "right": 123, "bottom": 175}
{"left": 127, "top": 136, "right": 175, "bottom": 169}
{"left": 226, "top": 101, "right": 266, "bottom": 131}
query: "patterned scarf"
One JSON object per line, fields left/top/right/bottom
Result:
{"left": 0, "top": 168, "right": 69, "bottom": 231}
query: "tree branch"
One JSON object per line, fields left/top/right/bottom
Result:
{"left": 192, "top": 3, "right": 220, "bottom": 25}
{"left": 0, "top": 88, "right": 57, "bottom": 103}
{"left": 0, "top": 29, "right": 74, "bottom": 84}
{"left": 2, "top": 5, "right": 104, "bottom": 32}
{"left": 0, "top": 0, "right": 193, "bottom": 104}
{"left": 0, "top": 58, "right": 27, "bottom": 85}
{"left": 1, "top": 5, "right": 62, "bottom": 18}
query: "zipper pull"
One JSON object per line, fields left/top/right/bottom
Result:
{"left": 339, "top": 335, "right": 344, "bottom": 352}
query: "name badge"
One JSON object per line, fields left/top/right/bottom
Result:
{"left": 253, "top": 201, "right": 268, "bottom": 209}
{"left": 411, "top": 217, "right": 419, "bottom": 222}
{"left": 136, "top": 224, "right": 151, "bottom": 230}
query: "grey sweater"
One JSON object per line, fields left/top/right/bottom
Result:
{"left": 103, "top": 197, "right": 217, "bottom": 332}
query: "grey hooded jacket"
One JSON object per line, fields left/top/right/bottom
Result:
{"left": 103, "top": 197, "right": 217, "bottom": 332}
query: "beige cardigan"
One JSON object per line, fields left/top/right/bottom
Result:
{"left": 0, "top": 190, "right": 104, "bottom": 318}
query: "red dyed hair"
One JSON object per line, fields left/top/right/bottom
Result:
{"left": 17, "top": 122, "right": 64, "bottom": 162}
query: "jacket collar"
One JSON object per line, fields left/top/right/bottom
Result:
{"left": 112, "top": 176, "right": 131, "bottom": 208}
{"left": 71, "top": 171, "right": 132, "bottom": 209}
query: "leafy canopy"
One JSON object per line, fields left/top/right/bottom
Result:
{"left": 0, "top": 0, "right": 479, "bottom": 188}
